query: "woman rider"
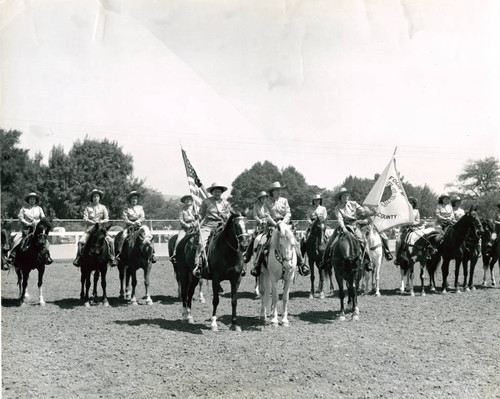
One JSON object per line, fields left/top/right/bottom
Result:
{"left": 192, "top": 182, "right": 233, "bottom": 278}
{"left": 435, "top": 192, "right": 455, "bottom": 230}
{"left": 394, "top": 197, "right": 422, "bottom": 265}
{"left": 306, "top": 194, "right": 327, "bottom": 238}
{"left": 250, "top": 182, "right": 308, "bottom": 277}
{"left": 451, "top": 196, "right": 465, "bottom": 220}
{"left": 322, "top": 188, "right": 392, "bottom": 269}
{"left": 242, "top": 191, "right": 268, "bottom": 264}
{"left": 117, "top": 191, "right": 156, "bottom": 264}
{"left": 170, "top": 194, "right": 197, "bottom": 263}
{"left": 7, "top": 192, "right": 48, "bottom": 267}
{"left": 73, "top": 189, "right": 116, "bottom": 267}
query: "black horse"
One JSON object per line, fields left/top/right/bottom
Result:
{"left": 80, "top": 223, "right": 111, "bottom": 307}
{"left": 459, "top": 218, "right": 488, "bottom": 291}
{"left": 325, "top": 230, "right": 363, "bottom": 320}
{"left": 301, "top": 217, "right": 333, "bottom": 299}
{"left": 176, "top": 213, "right": 250, "bottom": 331}
{"left": 440, "top": 207, "right": 483, "bottom": 293}
{"left": 116, "top": 226, "right": 155, "bottom": 305}
{"left": 480, "top": 219, "right": 499, "bottom": 287}
{"left": 14, "top": 218, "right": 53, "bottom": 306}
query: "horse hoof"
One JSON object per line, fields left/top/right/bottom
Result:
{"left": 456, "top": 288, "right": 461, "bottom": 294}
{"left": 442, "top": 289, "right": 447, "bottom": 294}
{"left": 375, "top": 292, "right": 381, "bottom": 297}
{"left": 187, "top": 316, "right": 194, "bottom": 324}
{"left": 130, "top": 299, "right": 138, "bottom": 306}
{"left": 352, "top": 314, "right": 359, "bottom": 321}
{"left": 410, "top": 291, "right": 415, "bottom": 297}
{"left": 465, "top": 287, "right": 470, "bottom": 292}
{"left": 84, "top": 302, "right": 90, "bottom": 307}
{"left": 146, "top": 299, "right": 153, "bottom": 305}
{"left": 24, "top": 292, "right": 30, "bottom": 298}
{"left": 211, "top": 324, "right": 218, "bottom": 332}
{"left": 231, "top": 324, "right": 242, "bottom": 332}
{"left": 339, "top": 315, "right": 346, "bottom": 321}
{"left": 471, "top": 286, "right": 476, "bottom": 291}
{"left": 482, "top": 281, "right": 487, "bottom": 287}
{"left": 320, "top": 292, "right": 325, "bottom": 299}
{"left": 421, "top": 291, "right": 426, "bottom": 297}
{"left": 39, "top": 300, "right": 46, "bottom": 306}
{"left": 282, "top": 320, "right": 290, "bottom": 327}
{"left": 309, "top": 293, "right": 314, "bottom": 299}
{"left": 103, "top": 301, "right": 109, "bottom": 307}
{"left": 430, "top": 287, "right": 436, "bottom": 293}
{"left": 119, "top": 294, "right": 124, "bottom": 300}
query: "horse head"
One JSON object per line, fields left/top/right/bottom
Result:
{"left": 224, "top": 213, "right": 250, "bottom": 252}
{"left": 467, "top": 206, "right": 483, "bottom": 238}
{"left": 274, "top": 221, "right": 296, "bottom": 266}
{"left": 86, "top": 223, "right": 109, "bottom": 258}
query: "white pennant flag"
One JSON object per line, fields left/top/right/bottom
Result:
{"left": 363, "top": 155, "right": 414, "bottom": 232}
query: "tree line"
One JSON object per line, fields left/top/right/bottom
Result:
{"left": 1, "top": 129, "right": 499, "bottom": 222}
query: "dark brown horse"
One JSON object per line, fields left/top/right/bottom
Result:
{"left": 440, "top": 207, "right": 483, "bottom": 293}
{"left": 480, "top": 219, "right": 499, "bottom": 287}
{"left": 176, "top": 213, "right": 250, "bottom": 331}
{"left": 80, "top": 223, "right": 111, "bottom": 307}
{"left": 325, "top": 230, "right": 363, "bottom": 320}
{"left": 459, "top": 219, "right": 487, "bottom": 291}
{"left": 302, "top": 217, "right": 333, "bottom": 299}
{"left": 14, "top": 218, "right": 53, "bottom": 306}
{"left": 117, "top": 226, "right": 155, "bottom": 305}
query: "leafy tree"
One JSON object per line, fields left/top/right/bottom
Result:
{"left": 141, "top": 188, "right": 179, "bottom": 219}
{"left": 448, "top": 157, "right": 500, "bottom": 197}
{"left": 403, "top": 183, "right": 437, "bottom": 218}
{"left": 281, "top": 166, "right": 310, "bottom": 219}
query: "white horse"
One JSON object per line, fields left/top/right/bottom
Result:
{"left": 259, "top": 222, "right": 297, "bottom": 327}
{"left": 359, "top": 223, "right": 384, "bottom": 297}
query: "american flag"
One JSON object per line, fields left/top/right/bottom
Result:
{"left": 181, "top": 148, "right": 208, "bottom": 211}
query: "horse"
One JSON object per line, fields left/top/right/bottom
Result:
{"left": 325, "top": 229, "right": 363, "bottom": 320}
{"left": 117, "top": 226, "right": 155, "bottom": 305}
{"left": 481, "top": 219, "right": 499, "bottom": 287}
{"left": 397, "top": 227, "right": 442, "bottom": 296}
{"left": 14, "top": 218, "right": 53, "bottom": 306}
{"left": 459, "top": 219, "right": 487, "bottom": 291}
{"left": 440, "top": 207, "right": 483, "bottom": 293}
{"left": 359, "top": 222, "right": 384, "bottom": 297}
{"left": 80, "top": 222, "right": 111, "bottom": 307}
{"left": 176, "top": 213, "right": 250, "bottom": 331}
{"left": 259, "top": 221, "right": 298, "bottom": 326}
{"left": 302, "top": 217, "right": 334, "bottom": 299}
{"left": 168, "top": 232, "right": 206, "bottom": 303}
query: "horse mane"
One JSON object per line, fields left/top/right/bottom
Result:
{"left": 222, "top": 213, "right": 242, "bottom": 237}
{"left": 35, "top": 217, "right": 53, "bottom": 235}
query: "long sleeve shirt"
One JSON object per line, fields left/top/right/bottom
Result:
{"left": 252, "top": 202, "right": 268, "bottom": 224}
{"left": 307, "top": 205, "right": 327, "bottom": 224}
{"left": 83, "top": 204, "right": 109, "bottom": 226}
{"left": 123, "top": 205, "right": 145, "bottom": 227}
{"left": 199, "top": 197, "right": 233, "bottom": 228}
{"left": 335, "top": 200, "right": 364, "bottom": 230}
{"left": 179, "top": 205, "right": 197, "bottom": 230}
{"left": 264, "top": 197, "right": 291, "bottom": 225}
{"left": 435, "top": 204, "right": 455, "bottom": 225}
{"left": 18, "top": 205, "right": 45, "bottom": 232}
{"left": 453, "top": 207, "right": 465, "bottom": 220}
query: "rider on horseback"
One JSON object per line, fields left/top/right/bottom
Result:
{"left": 192, "top": 183, "right": 233, "bottom": 278}
{"left": 250, "top": 182, "right": 308, "bottom": 277}
{"left": 116, "top": 191, "right": 156, "bottom": 265}
{"left": 242, "top": 191, "right": 268, "bottom": 264}
{"left": 73, "top": 189, "right": 117, "bottom": 268}
{"left": 435, "top": 192, "right": 455, "bottom": 231}
{"left": 170, "top": 194, "right": 197, "bottom": 263}
{"left": 321, "top": 188, "right": 392, "bottom": 270}
{"left": 394, "top": 197, "right": 423, "bottom": 265}
{"left": 6, "top": 192, "right": 47, "bottom": 269}
{"left": 451, "top": 196, "right": 465, "bottom": 220}
{"left": 306, "top": 194, "right": 327, "bottom": 239}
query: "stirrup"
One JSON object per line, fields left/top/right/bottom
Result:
{"left": 250, "top": 266, "right": 261, "bottom": 277}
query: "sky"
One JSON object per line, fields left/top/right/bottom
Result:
{"left": 1, "top": 0, "right": 499, "bottom": 197}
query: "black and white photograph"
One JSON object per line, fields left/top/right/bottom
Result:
{"left": 1, "top": 1, "right": 499, "bottom": 398}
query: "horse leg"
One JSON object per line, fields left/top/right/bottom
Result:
{"left": 491, "top": 258, "right": 497, "bottom": 286}
{"left": 80, "top": 269, "right": 85, "bottom": 300}
{"left": 130, "top": 270, "right": 138, "bottom": 305}
{"left": 198, "top": 278, "right": 205, "bottom": 304}
{"left": 348, "top": 278, "right": 359, "bottom": 320}
{"left": 38, "top": 265, "right": 45, "bottom": 306}
{"left": 101, "top": 267, "right": 109, "bottom": 307}
{"left": 270, "top": 280, "right": 279, "bottom": 325}
{"left": 281, "top": 274, "right": 293, "bottom": 327}
{"left": 442, "top": 258, "right": 450, "bottom": 293}
{"left": 259, "top": 273, "right": 270, "bottom": 321}
{"left": 84, "top": 271, "right": 91, "bottom": 307}
{"left": 254, "top": 276, "right": 260, "bottom": 299}
{"left": 399, "top": 265, "right": 406, "bottom": 294}
{"left": 144, "top": 265, "right": 153, "bottom": 305}
{"left": 318, "top": 261, "right": 326, "bottom": 299}
{"left": 468, "top": 257, "right": 477, "bottom": 291}
{"left": 407, "top": 261, "right": 415, "bottom": 297}
{"left": 125, "top": 267, "right": 132, "bottom": 301}
{"left": 374, "top": 257, "right": 381, "bottom": 297}
{"left": 454, "top": 259, "right": 462, "bottom": 293}
{"left": 336, "top": 271, "right": 346, "bottom": 321}
{"left": 184, "top": 275, "right": 198, "bottom": 324}
{"left": 20, "top": 269, "right": 29, "bottom": 305}
{"left": 93, "top": 270, "right": 99, "bottom": 302}
{"left": 16, "top": 268, "right": 23, "bottom": 301}
{"left": 230, "top": 278, "right": 242, "bottom": 332}
{"left": 462, "top": 258, "right": 469, "bottom": 291}
{"left": 118, "top": 264, "right": 126, "bottom": 299}
{"left": 309, "top": 257, "right": 315, "bottom": 299}
{"left": 211, "top": 278, "right": 221, "bottom": 331}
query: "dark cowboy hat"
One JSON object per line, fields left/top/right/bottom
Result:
{"left": 127, "top": 191, "right": 141, "bottom": 202}
{"left": 267, "top": 182, "right": 286, "bottom": 193}
{"left": 207, "top": 182, "right": 228, "bottom": 194}
{"left": 257, "top": 191, "right": 268, "bottom": 199}
{"left": 180, "top": 194, "right": 193, "bottom": 204}
{"left": 408, "top": 197, "right": 418, "bottom": 208}
{"left": 334, "top": 187, "right": 352, "bottom": 201}
{"left": 24, "top": 192, "right": 40, "bottom": 204}
{"left": 89, "top": 189, "right": 104, "bottom": 201}
{"left": 438, "top": 192, "right": 450, "bottom": 201}
{"left": 311, "top": 194, "right": 323, "bottom": 205}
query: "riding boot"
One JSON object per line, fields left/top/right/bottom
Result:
{"left": 250, "top": 250, "right": 266, "bottom": 277}
{"left": 295, "top": 246, "right": 310, "bottom": 276}
{"left": 73, "top": 243, "right": 83, "bottom": 267}
{"left": 152, "top": 247, "right": 157, "bottom": 263}
{"left": 193, "top": 255, "right": 208, "bottom": 279}
{"left": 381, "top": 237, "right": 393, "bottom": 261}
{"left": 243, "top": 236, "right": 255, "bottom": 263}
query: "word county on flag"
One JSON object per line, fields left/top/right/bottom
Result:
{"left": 363, "top": 156, "right": 414, "bottom": 232}
{"left": 181, "top": 148, "right": 208, "bottom": 211}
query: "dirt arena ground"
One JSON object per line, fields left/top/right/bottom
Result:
{"left": 2, "top": 258, "right": 500, "bottom": 399}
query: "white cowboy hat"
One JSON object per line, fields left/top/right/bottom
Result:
{"left": 334, "top": 187, "right": 352, "bottom": 201}
{"left": 180, "top": 194, "right": 193, "bottom": 204}
{"left": 311, "top": 194, "right": 323, "bottom": 204}
{"left": 438, "top": 192, "right": 450, "bottom": 201}
{"left": 24, "top": 192, "right": 40, "bottom": 203}
{"left": 127, "top": 191, "right": 141, "bottom": 202}
{"left": 89, "top": 189, "right": 104, "bottom": 201}
{"left": 207, "top": 182, "right": 228, "bottom": 194}
{"left": 451, "top": 195, "right": 461, "bottom": 202}
{"left": 257, "top": 191, "right": 268, "bottom": 199}
{"left": 267, "top": 182, "right": 286, "bottom": 193}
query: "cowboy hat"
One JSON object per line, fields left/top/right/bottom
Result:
{"left": 207, "top": 182, "right": 228, "bottom": 194}
{"left": 438, "top": 192, "right": 450, "bottom": 201}
{"left": 408, "top": 197, "right": 418, "bottom": 208}
{"left": 89, "top": 189, "right": 104, "bottom": 201}
{"left": 257, "top": 191, "right": 268, "bottom": 199}
{"left": 334, "top": 187, "right": 352, "bottom": 201}
{"left": 127, "top": 191, "right": 141, "bottom": 202}
{"left": 311, "top": 194, "right": 323, "bottom": 205}
{"left": 267, "top": 182, "right": 286, "bottom": 193}
{"left": 24, "top": 192, "right": 40, "bottom": 204}
{"left": 180, "top": 194, "right": 193, "bottom": 204}
{"left": 451, "top": 195, "right": 461, "bottom": 203}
